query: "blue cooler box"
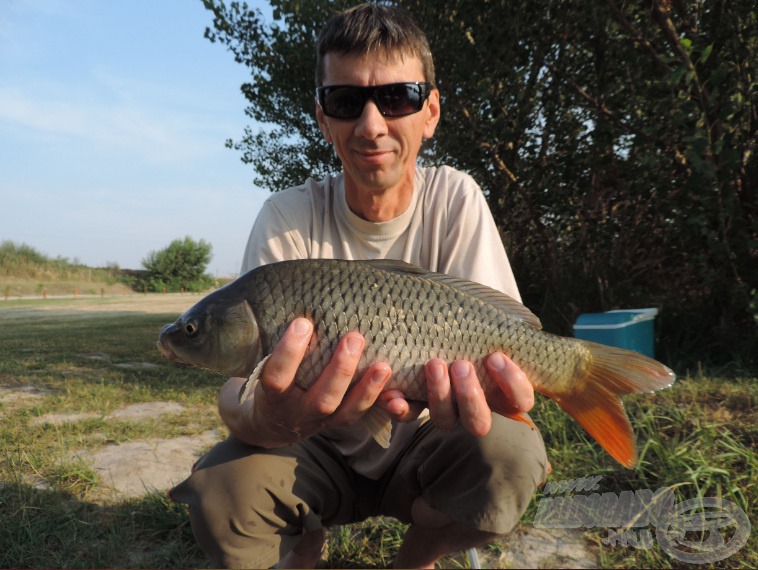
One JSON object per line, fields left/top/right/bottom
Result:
{"left": 573, "top": 308, "right": 659, "bottom": 358}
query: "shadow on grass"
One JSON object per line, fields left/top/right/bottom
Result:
{"left": 0, "top": 309, "right": 224, "bottom": 397}
{"left": 0, "top": 481, "right": 209, "bottom": 569}
{"left": 0, "top": 479, "right": 412, "bottom": 569}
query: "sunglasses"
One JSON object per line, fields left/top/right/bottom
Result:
{"left": 316, "top": 82, "right": 434, "bottom": 119}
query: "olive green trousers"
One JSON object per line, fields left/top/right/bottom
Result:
{"left": 170, "top": 415, "right": 548, "bottom": 569}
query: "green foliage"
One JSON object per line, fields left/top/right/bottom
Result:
{"left": 0, "top": 241, "right": 118, "bottom": 281}
{"left": 138, "top": 237, "right": 214, "bottom": 293}
{"left": 0, "top": 241, "right": 130, "bottom": 297}
{"left": 202, "top": 0, "right": 756, "bottom": 371}
{"left": 0, "top": 241, "right": 50, "bottom": 272}
{"left": 203, "top": 0, "right": 346, "bottom": 191}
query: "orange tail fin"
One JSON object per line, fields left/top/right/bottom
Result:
{"left": 550, "top": 341, "right": 675, "bottom": 469}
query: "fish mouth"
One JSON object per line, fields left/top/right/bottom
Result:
{"left": 156, "top": 339, "right": 177, "bottom": 362}
{"left": 157, "top": 322, "right": 181, "bottom": 362}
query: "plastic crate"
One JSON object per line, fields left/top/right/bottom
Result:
{"left": 573, "top": 308, "right": 658, "bottom": 358}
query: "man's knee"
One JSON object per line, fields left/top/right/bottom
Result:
{"left": 406, "top": 415, "right": 548, "bottom": 533}
{"left": 171, "top": 436, "right": 355, "bottom": 567}
{"left": 473, "top": 413, "right": 549, "bottom": 519}
{"left": 171, "top": 438, "right": 311, "bottom": 567}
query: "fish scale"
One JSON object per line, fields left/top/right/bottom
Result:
{"left": 158, "top": 258, "right": 675, "bottom": 467}
{"left": 247, "top": 260, "right": 536, "bottom": 397}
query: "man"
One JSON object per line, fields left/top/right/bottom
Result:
{"left": 171, "top": 4, "right": 548, "bottom": 568}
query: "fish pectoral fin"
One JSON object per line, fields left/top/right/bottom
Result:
{"left": 362, "top": 405, "right": 393, "bottom": 449}
{"left": 502, "top": 409, "right": 538, "bottom": 430}
{"left": 237, "top": 355, "right": 270, "bottom": 405}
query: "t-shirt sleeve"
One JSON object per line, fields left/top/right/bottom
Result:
{"left": 437, "top": 174, "right": 522, "bottom": 303}
{"left": 240, "top": 198, "right": 308, "bottom": 274}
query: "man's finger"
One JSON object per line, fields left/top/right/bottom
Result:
{"left": 450, "top": 360, "right": 491, "bottom": 437}
{"left": 305, "top": 331, "right": 365, "bottom": 417}
{"left": 333, "top": 362, "right": 391, "bottom": 426}
{"left": 486, "top": 352, "right": 534, "bottom": 412}
{"left": 377, "top": 390, "right": 427, "bottom": 422}
{"left": 425, "top": 359, "right": 458, "bottom": 431}
{"left": 260, "top": 318, "right": 313, "bottom": 395}
{"left": 377, "top": 390, "right": 409, "bottom": 419}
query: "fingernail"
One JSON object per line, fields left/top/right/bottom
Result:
{"left": 345, "top": 334, "right": 364, "bottom": 355}
{"left": 489, "top": 353, "right": 506, "bottom": 371}
{"left": 372, "top": 368, "right": 389, "bottom": 384}
{"left": 427, "top": 362, "right": 445, "bottom": 381}
{"left": 293, "top": 318, "right": 312, "bottom": 336}
{"left": 451, "top": 361, "right": 469, "bottom": 379}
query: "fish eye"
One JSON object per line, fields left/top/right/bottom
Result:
{"left": 184, "top": 320, "right": 198, "bottom": 336}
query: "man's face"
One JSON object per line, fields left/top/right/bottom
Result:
{"left": 316, "top": 50, "right": 440, "bottom": 201}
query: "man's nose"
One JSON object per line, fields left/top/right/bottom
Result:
{"left": 354, "top": 99, "right": 388, "bottom": 139}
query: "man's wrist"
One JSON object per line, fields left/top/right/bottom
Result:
{"left": 236, "top": 400, "right": 305, "bottom": 449}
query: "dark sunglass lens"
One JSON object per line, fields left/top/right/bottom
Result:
{"left": 324, "top": 88, "right": 365, "bottom": 118}
{"left": 376, "top": 84, "right": 419, "bottom": 116}
{"left": 320, "top": 83, "right": 430, "bottom": 119}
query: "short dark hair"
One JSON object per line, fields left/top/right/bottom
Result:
{"left": 315, "top": 3, "right": 435, "bottom": 86}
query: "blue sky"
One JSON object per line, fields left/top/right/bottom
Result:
{"left": 0, "top": 0, "right": 276, "bottom": 276}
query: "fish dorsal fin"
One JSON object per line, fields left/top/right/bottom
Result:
{"left": 362, "top": 259, "right": 427, "bottom": 275}
{"left": 361, "top": 259, "right": 542, "bottom": 330}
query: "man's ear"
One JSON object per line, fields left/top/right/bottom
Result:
{"left": 316, "top": 102, "right": 333, "bottom": 143}
{"left": 423, "top": 89, "right": 441, "bottom": 139}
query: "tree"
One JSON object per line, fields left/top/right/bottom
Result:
{"left": 139, "top": 237, "right": 214, "bottom": 293}
{"left": 203, "top": 0, "right": 756, "bottom": 369}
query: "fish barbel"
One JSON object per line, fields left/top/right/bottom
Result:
{"left": 157, "top": 259, "right": 675, "bottom": 468}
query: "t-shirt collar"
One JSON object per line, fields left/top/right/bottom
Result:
{"left": 337, "top": 169, "right": 422, "bottom": 240}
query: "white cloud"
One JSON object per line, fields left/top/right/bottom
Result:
{"left": 0, "top": 83, "right": 231, "bottom": 164}
{"left": 0, "top": 0, "right": 86, "bottom": 61}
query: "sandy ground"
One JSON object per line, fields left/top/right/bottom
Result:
{"left": 0, "top": 293, "right": 205, "bottom": 320}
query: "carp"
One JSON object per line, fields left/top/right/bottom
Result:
{"left": 157, "top": 259, "right": 675, "bottom": 468}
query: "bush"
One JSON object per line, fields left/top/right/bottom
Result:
{"left": 137, "top": 237, "right": 214, "bottom": 293}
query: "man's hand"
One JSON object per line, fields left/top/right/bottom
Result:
{"left": 219, "top": 317, "right": 535, "bottom": 445}
{"left": 219, "top": 318, "right": 393, "bottom": 448}
{"left": 424, "top": 353, "right": 534, "bottom": 437}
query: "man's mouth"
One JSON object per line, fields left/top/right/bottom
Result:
{"left": 355, "top": 149, "right": 394, "bottom": 164}
{"left": 355, "top": 146, "right": 393, "bottom": 156}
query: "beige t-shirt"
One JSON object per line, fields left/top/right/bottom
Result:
{"left": 241, "top": 165, "right": 520, "bottom": 478}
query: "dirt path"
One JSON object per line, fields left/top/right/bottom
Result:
{"left": 0, "top": 293, "right": 204, "bottom": 320}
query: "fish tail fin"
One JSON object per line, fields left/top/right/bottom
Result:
{"left": 551, "top": 342, "right": 675, "bottom": 469}
{"left": 362, "top": 405, "right": 393, "bottom": 448}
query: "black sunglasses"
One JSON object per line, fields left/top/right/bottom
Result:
{"left": 316, "top": 82, "right": 434, "bottom": 119}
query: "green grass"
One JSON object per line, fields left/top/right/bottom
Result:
{"left": 0, "top": 299, "right": 222, "bottom": 568}
{"left": 0, "top": 298, "right": 755, "bottom": 568}
{"left": 525, "top": 373, "right": 756, "bottom": 569}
